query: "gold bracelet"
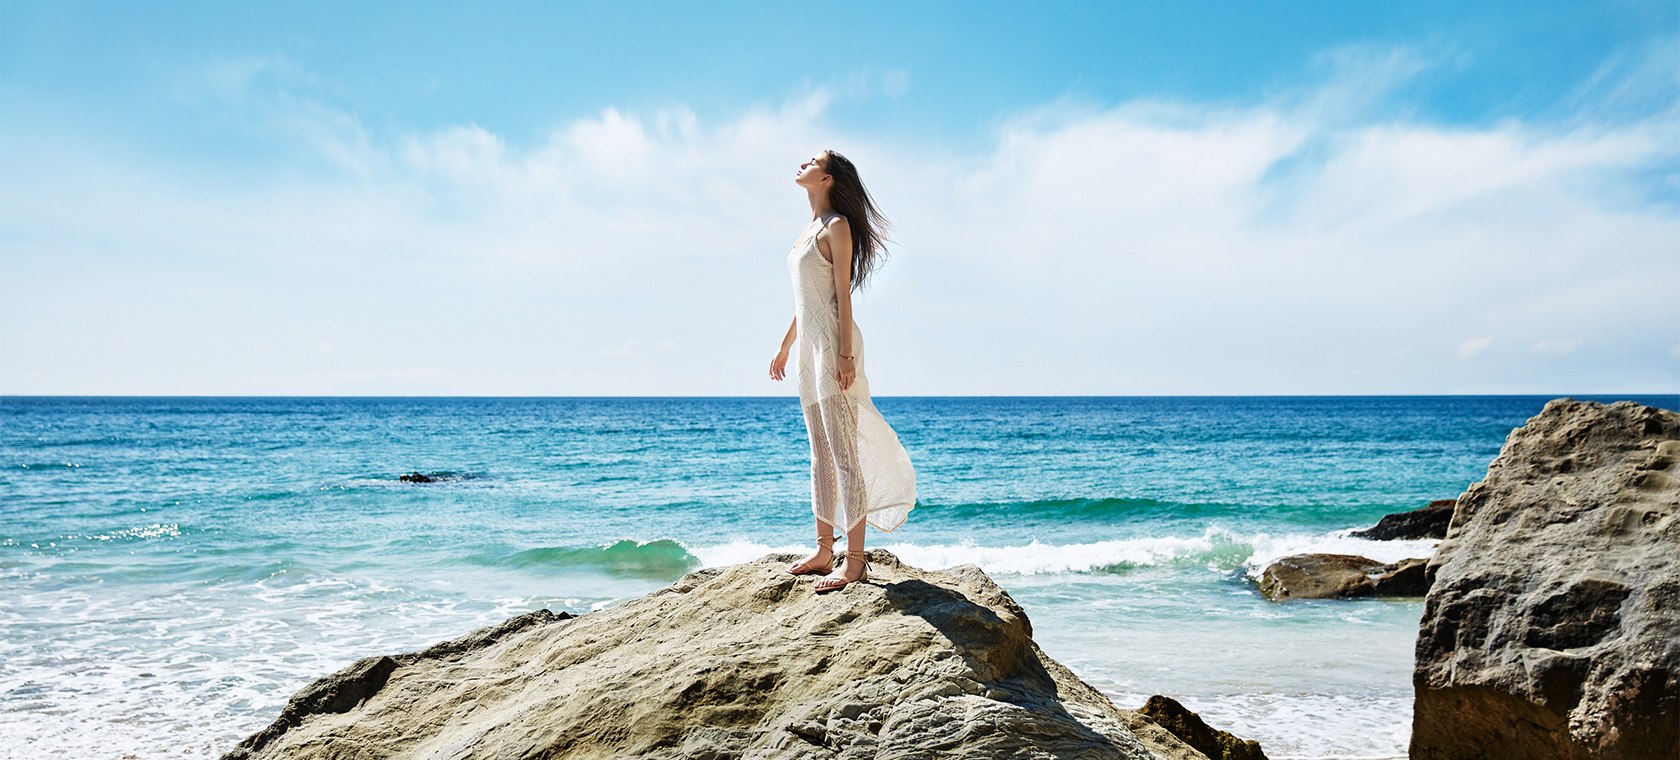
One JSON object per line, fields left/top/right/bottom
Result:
{"left": 839, "top": 354, "right": 854, "bottom": 360}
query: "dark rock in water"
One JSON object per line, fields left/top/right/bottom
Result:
{"left": 1349, "top": 498, "right": 1455, "bottom": 540}
{"left": 221, "top": 552, "right": 1260, "bottom": 760}
{"left": 398, "top": 471, "right": 435, "bottom": 483}
{"left": 1138, "top": 695, "right": 1268, "bottom": 760}
{"left": 1412, "top": 399, "right": 1680, "bottom": 760}
{"left": 1258, "top": 553, "right": 1428, "bottom": 600}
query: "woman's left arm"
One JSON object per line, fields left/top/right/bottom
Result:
{"left": 823, "top": 217, "right": 857, "bottom": 391}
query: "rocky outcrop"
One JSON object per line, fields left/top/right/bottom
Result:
{"left": 1350, "top": 499, "right": 1455, "bottom": 540}
{"left": 225, "top": 611, "right": 571, "bottom": 758}
{"left": 224, "top": 552, "right": 1257, "bottom": 760}
{"left": 1257, "top": 554, "right": 1428, "bottom": 600}
{"left": 1412, "top": 399, "right": 1680, "bottom": 760}
{"left": 1136, "top": 696, "right": 1267, "bottom": 760}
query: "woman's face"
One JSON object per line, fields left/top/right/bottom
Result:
{"left": 794, "top": 153, "right": 829, "bottom": 188}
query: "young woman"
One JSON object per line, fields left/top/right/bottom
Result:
{"left": 769, "top": 150, "right": 916, "bottom": 592}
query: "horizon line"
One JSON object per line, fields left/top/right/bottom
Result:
{"left": 4, "top": 393, "right": 1677, "bottom": 400}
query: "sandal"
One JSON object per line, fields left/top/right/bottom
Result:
{"left": 787, "top": 536, "right": 836, "bottom": 575}
{"left": 814, "top": 550, "right": 869, "bottom": 593}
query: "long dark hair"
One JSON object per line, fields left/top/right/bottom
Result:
{"left": 823, "top": 150, "right": 892, "bottom": 291}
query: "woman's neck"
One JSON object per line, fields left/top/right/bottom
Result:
{"left": 806, "top": 187, "right": 834, "bottom": 219}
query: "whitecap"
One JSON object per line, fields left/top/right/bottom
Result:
{"left": 687, "top": 527, "right": 1435, "bottom": 578}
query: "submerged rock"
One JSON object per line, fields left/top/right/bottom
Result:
{"left": 1257, "top": 553, "right": 1428, "bottom": 600}
{"left": 1349, "top": 498, "right": 1455, "bottom": 540}
{"left": 1137, "top": 695, "right": 1267, "bottom": 760}
{"left": 398, "top": 471, "right": 436, "bottom": 483}
{"left": 1412, "top": 399, "right": 1680, "bottom": 760}
{"left": 223, "top": 552, "right": 1257, "bottom": 760}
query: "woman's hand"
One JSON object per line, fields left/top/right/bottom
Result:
{"left": 770, "top": 349, "right": 790, "bottom": 381}
{"left": 771, "top": 317, "right": 796, "bottom": 381}
{"left": 836, "top": 355, "right": 855, "bottom": 391}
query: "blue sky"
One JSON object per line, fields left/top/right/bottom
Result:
{"left": 2, "top": 1, "right": 1677, "bottom": 395}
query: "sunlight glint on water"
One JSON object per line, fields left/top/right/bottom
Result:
{"left": 3, "top": 395, "right": 1673, "bottom": 759}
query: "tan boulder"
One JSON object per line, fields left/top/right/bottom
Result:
{"left": 1412, "top": 399, "right": 1679, "bottom": 759}
{"left": 223, "top": 552, "right": 1262, "bottom": 760}
{"left": 1257, "top": 553, "right": 1429, "bottom": 600}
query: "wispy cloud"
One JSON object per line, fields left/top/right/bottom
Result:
{"left": 1532, "top": 338, "right": 1582, "bottom": 355}
{"left": 2, "top": 47, "right": 1676, "bottom": 395}
{"left": 1458, "top": 338, "right": 1495, "bottom": 360}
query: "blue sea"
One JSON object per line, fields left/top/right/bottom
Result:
{"left": 3, "top": 395, "right": 1675, "bottom": 759}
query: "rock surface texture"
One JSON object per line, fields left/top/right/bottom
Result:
{"left": 1411, "top": 399, "right": 1680, "bottom": 760}
{"left": 1257, "top": 553, "right": 1428, "bottom": 600}
{"left": 1350, "top": 499, "right": 1456, "bottom": 540}
{"left": 224, "top": 552, "right": 1248, "bottom": 760}
{"left": 1135, "top": 696, "right": 1267, "bottom": 760}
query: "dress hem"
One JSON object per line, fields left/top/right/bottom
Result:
{"left": 814, "top": 503, "right": 915, "bottom": 534}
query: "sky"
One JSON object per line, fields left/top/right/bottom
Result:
{"left": 2, "top": 1, "right": 1677, "bottom": 396}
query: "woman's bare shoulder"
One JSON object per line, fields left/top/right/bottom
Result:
{"left": 818, "top": 214, "right": 851, "bottom": 240}
{"left": 815, "top": 215, "right": 850, "bottom": 264}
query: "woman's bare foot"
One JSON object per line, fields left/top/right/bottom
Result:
{"left": 788, "top": 540, "right": 835, "bottom": 575}
{"left": 814, "top": 552, "right": 867, "bottom": 592}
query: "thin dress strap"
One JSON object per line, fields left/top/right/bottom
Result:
{"left": 814, "top": 214, "right": 845, "bottom": 264}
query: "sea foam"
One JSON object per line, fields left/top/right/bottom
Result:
{"left": 686, "top": 528, "right": 1437, "bottom": 578}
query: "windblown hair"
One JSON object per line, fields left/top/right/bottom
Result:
{"left": 822, "top": 150, "right": 893, "bottom": 291}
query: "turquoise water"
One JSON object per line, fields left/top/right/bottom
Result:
{"left": 3, "top": 395, "right": 1674, "bottom": 759}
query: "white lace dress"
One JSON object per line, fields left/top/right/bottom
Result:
{"left": 789, "top": 221, "right": 917, "bottom": 532}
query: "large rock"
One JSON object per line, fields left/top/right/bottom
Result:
{"left": 1257, "top": 554, "right": 1429, "bottom": 600}
{"left": 1136, "top": 695, "right": 1267, "bottom": 760}
{"left": 1412, "top": 399, "right": 1680, "bottom": 760}
{"left": 224, "top": 552, "right": 1254, "bottom": 760}
{"left": 1350, "top": 499, "right": 1456, "bottom": 540}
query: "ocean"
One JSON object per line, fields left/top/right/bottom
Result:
{"left": 3, "top": 395, "right": 1675, "bottom": 759}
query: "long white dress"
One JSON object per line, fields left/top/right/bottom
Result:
{"left": 789, "top": 220, "right": 916, "bottom": 532}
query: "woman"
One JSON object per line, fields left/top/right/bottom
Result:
{"left": 769, "top": 150, "right": 917, "bottom": 593}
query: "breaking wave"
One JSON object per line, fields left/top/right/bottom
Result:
{"left": 683, "top": 528, "right": 1437, "bottom": 578}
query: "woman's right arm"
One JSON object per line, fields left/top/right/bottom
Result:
{"left": 769, "top": 317, "right": 796, "bottom": 381}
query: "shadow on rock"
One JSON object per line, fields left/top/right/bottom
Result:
{"left": 222, "top": 551, "right": 1259, "bottom": 760}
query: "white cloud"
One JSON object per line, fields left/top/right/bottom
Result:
{"left": 2, "top": 51, "right": 1677, "bottom": 395}
{"left": 1532, "top": 338, "right": 1582, "bottom": 355}
{"left": 881, "top": 70, "right": 912, "bottom": 98}
{"left": 189, "top": 56, "right": 377, "bottom": 175}
{"left": 1458, "top": 338, "right": 1495, "bottom": 360}
{"left": 843, "top": 69, "right": 913, "bottom": 100}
